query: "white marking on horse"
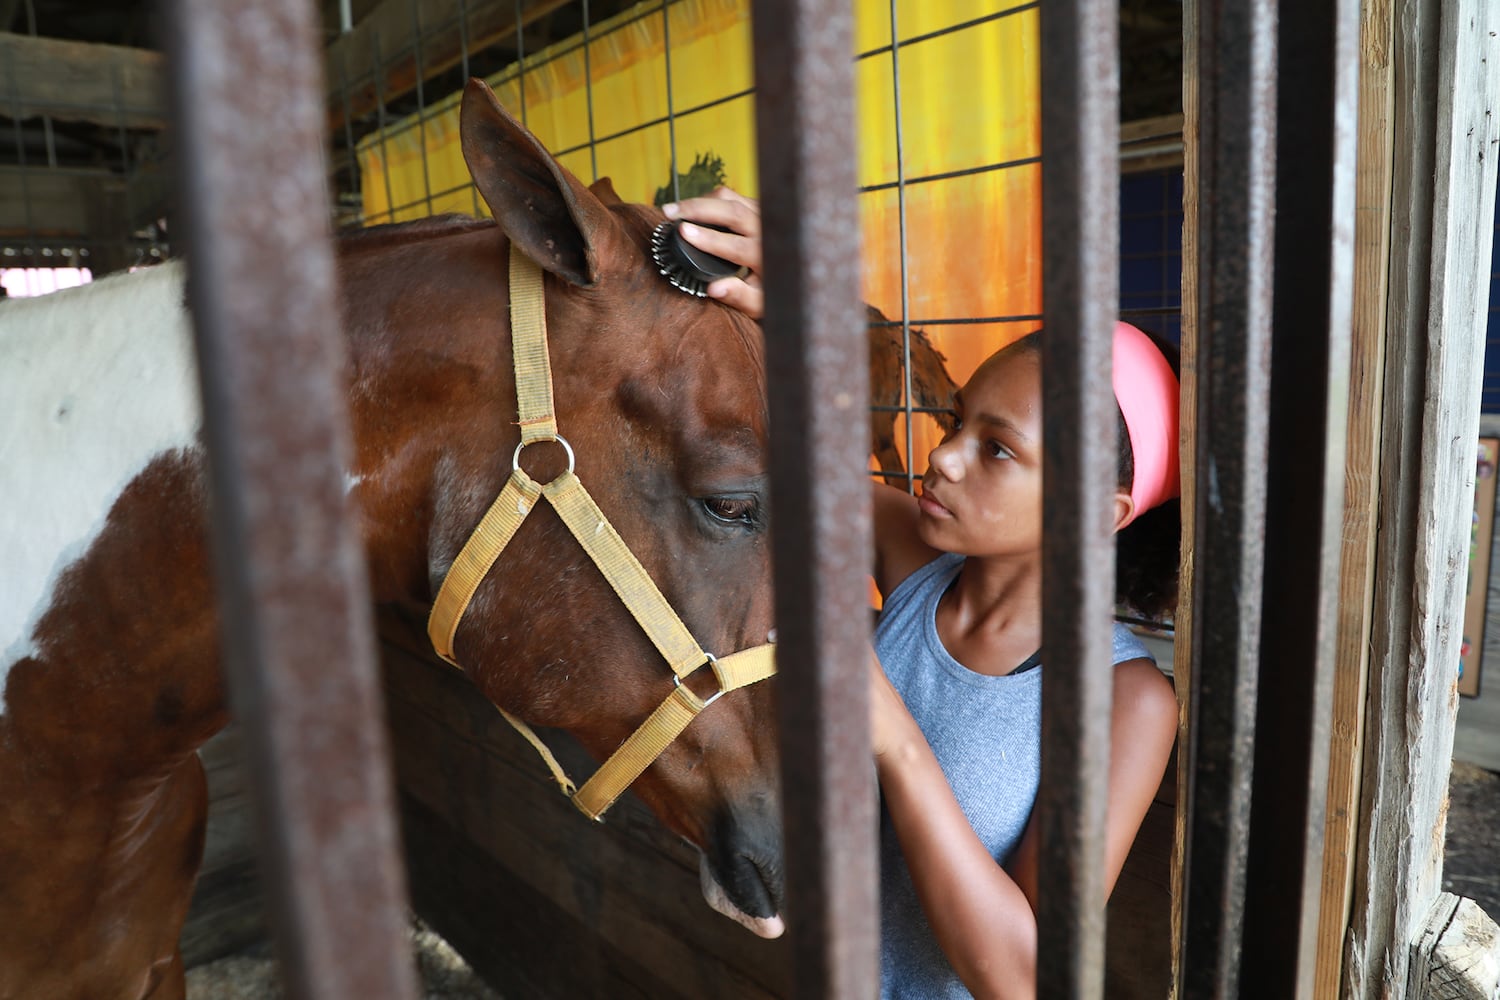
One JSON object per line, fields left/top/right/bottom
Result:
{"left": 0, "top": 262, "right": 202, "bottom": 694}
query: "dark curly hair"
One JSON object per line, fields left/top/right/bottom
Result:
{"left": 998, "top": 328, "right": 1182, "bottom": 620}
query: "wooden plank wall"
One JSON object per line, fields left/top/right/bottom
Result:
{"left": 1346, "top": 0, "right": 1500, "bottom": 993}
{"left": 379, "top": 603, "right": 1175, "bottom": 996}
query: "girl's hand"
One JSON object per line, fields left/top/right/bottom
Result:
{"left": 662, "top": 187, "right": 764, "bottom": 319}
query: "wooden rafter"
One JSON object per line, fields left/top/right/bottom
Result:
{"left": 0, "top": 32, "right": 165, "bottom": 130}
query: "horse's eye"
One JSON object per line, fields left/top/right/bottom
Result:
{"left": 701, "top": 495, "right": 759, "bottom": 526}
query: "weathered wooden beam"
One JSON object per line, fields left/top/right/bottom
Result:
{"left": 323, "top": 0, "right": 570, "bottom": 132}
{"left": 1345, "top": 0, "right": 1500, "bottom": 993}
{"left": 0, "top": 32, "right": 165, "bottom": 130}
{"left": 1409, "top": 893, "right": 1500, "bottom": 999}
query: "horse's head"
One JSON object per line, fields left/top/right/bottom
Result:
{"left": 400, "top": 79, "right": 781, "bottom": 936}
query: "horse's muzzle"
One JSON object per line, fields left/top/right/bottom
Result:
{"left": 698, "top": 799, "right": 785, "bottom": 938}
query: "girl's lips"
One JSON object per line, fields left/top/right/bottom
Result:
{"left": 917, "top": 490, "right": 952, "bottom": 519}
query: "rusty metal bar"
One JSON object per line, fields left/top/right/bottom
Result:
{"left": 1177, "top": 0, "right": 1278, "bottom": 993}
{"left": 1238, "top": 0, "right": 1357, "bottom": 994}
{"left": 750, "top": 0, "right": 878, "bottom": 996}
{"left": 1036, "top": 0, "right": 1119, "bottom": 995}
{"left": 164, "top": 3, "right": 418, "bottom": 998}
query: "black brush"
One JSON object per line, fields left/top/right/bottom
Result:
{"left": 651, "top": 219, "right": 749, "bottom": 298}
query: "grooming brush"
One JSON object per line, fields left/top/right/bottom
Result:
{"left": 650, "top": 219, "right": 750, "bottom": 298}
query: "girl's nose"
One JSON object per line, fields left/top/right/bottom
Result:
{"left": 927, "top": 437, "right": 963, "bottom": 481}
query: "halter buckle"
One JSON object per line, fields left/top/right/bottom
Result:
{"left": 672, "top": 652, "right": 724, "bottom": 710}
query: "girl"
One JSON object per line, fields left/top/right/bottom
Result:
{"left": 664, "top": 190, "right": 1181, "bottom": 999}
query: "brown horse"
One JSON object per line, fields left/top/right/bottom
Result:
{"left": 0, "top": 79, "right": 782, "bottom": 1000}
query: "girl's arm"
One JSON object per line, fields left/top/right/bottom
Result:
{"left": 1004, "top": 657, "right": 1178, "bottom": 912}
{"left": 874, "top": 653, "right": 1175, "bottom": 999}
{"left": 871, "top": 656, "right": 1038, "bottom": 998}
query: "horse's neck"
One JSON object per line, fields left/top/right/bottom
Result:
{"left": 0, "top": 262, "right": 202, "bottom": 682}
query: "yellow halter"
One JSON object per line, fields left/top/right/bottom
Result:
{"left": 426, "top": 244, "right": 778, "bottom": 821}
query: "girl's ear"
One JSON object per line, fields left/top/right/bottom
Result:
{"left": 1113, "top": 492, "right": 1137, "bottom": 533}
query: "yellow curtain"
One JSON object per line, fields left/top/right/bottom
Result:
{"left": 357, "top": 0, "right": 1041, "bottom": 474}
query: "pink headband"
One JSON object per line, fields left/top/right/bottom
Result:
{"left": 1112, "top": 321, "right": 1180, "bottom": 525}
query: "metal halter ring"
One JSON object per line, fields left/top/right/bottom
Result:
{"left": 672, "top": 652, "right": 725, "bottom": 710}
{"left": 512, "top": 434, "right": 575, "bottom": 479}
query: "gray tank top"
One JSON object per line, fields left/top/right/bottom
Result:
{"left": 873, "top": 552, "right": 1151, "bottom": 999}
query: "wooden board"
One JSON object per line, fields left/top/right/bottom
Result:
{"left": 1345, "top": 0, "right": 1500, "bottom": 993}
{"left": 0, "top": 31, "right": 165, "bottom": 130}
{"left": 1313, "top": 0, "right": 1395, "bottom": 994}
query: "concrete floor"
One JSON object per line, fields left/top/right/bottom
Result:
{"left": 1444, "top": 760, "right": 1500, "bottom": 922}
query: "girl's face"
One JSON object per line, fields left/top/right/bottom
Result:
{"left": 916, "top": 347, "right": 1044, "bottom": 558}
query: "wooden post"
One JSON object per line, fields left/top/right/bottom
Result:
{"left": 1313, "top": 0, "right": 1396, "bottom": 994}
{"left": 1344, "top": 0, "right": 1500, "bottom": 994}
{"left": 1170, "top": 0, "right": 1197, "bottom": 990}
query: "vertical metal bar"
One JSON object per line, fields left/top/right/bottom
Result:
{"left": 514, "top": 0, "right": 528, "bottom": 126}
{"left": 164, "top": 3, "right": 418, "bottom": 998}
{"left": 887, "top": 0, "right": 915, "bottom": 493}
{"left": 6, "top": 61, "right": 35, "bottom": 247}
{"left": 583, "top": 0, "right": 598, "bottom": 182}
{"left": 1037, "top": 0, "right": 1119, "bottom": 994}
{"left": 1176, "top": 0, "right": 1278, "bottom": 993}
{"left": 337, "top": 50, "right": 362, "bottom": 224}
{"left": 1238, "top": 0, "right": 1357, "bottom": 994}
{"left": 663, "top": 0, "right": 680, "bottom": 205}
{"left": 372, "top": 29, "right": 396, "bottom": 224}
{"left": 113, "top": 65, "right": 139, "bottom": 269}
{"left": 411, "top": 0, "right": 435, "bottom": 217}
{"left": 457, "top": 0, "right": 471, "bottom": 83}
{"left": 751, "top": 0, "right": 878, "bottom": 996}
{"left": 460, "top": 0, "right": 481, "bottom": 217}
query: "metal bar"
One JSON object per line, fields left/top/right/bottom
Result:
{"left": 1036, "top": 0, "right": 1119, "bottom": 993}
{"left": 411, "top": 0, "right": 435, "bottom": 217}
{"left": 1238, "top": 0, "right": 1357, "bottom": 993}
{"left": 372, "top": 28, "right": 396, "bottom": 224}
{"left": 337, "top": 49, "right": 362, "bottom": 223}
{"left": 514, "top": 0, "right": 528, "bottom": 126}
{"left": 750, "top": 0, "right": 877, "bottom": 996}
{"left": 663, "top": 0, "right": 679, "bottom": 204}
{"left": 1176, "top": 0, "right": 1279, "bottom": 993}
{"left": 583, "top": 0, "right": 598, "bottom": 181}
{"left": 163, "top": 2, "right": 418, "bottom": 998}
{"left": 887, "top": 0, "right": 915, "bottom": 493}
{"left": 6, "top": 60, "right": 35, "bottom": 248}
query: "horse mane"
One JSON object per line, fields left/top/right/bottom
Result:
{"left": 337, "top": 213, "right": 497, "bottom": 251}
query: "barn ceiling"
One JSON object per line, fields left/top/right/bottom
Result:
{"left": 0, "top": 0, "right": 1183, "bottom": 272}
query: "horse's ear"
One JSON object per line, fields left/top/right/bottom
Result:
{"left": 459, "top": 78, "right": 618, "bottom": 286}
{"left": 590, "top": 177, "right": 624, "bottom": 206}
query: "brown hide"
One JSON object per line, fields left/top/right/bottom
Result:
{"left": 0, "top": 80, "right": 781, "bottom": 998}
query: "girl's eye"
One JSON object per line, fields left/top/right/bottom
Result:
{"left": 985, "top": 439, "right": 1013, "bottom": 460}
{"left": 702, "top": 495, "right": 760, "bottom": 526}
